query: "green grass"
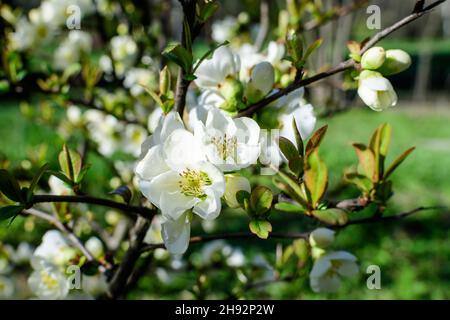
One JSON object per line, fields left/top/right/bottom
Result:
{"left": 0, "top": 101, "right": 449, "bottom": 299}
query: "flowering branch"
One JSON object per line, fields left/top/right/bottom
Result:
{"left": 236, "top": 0, "right": 446, "bottom": 118}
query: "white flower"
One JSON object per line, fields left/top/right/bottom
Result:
{"left": 275, "top": 87, "right": 305, "bottom": 112}
{"left": 148, "top": 108, "right": 164, "bottom": 133}
{"left": 34, "top": 230, "right": 75, "bottom": 267}
{"left": 54, "top": 30, "right": 92, "bottom": 70}
{"left": 135, "top": 113, "right": 226, "bottom": 254}
{"left": 0, "top": 276, "right": 14, "bottom": 299}
{"left": 10, "top": 242, "right": 34, "bottom": 265}
{"left": 81, "top": 274, "right": 108, "bottom": 297}
{"left": 8, "top": 18, "right": 37, "bottom": 51}
{"left": 280, "top": 103, "right": 317, "bottom": 142}
{"left": 85, "top": 237, "right": 104, "bottom": 259}
{"left": 194, "top": 46, "right": 240, "bottom": 90}
{"left": 66, "top": 106, "right": 83, "bottom": 125}
{"left": 235, "top": 44, "right": 265, "bottom": 82}
{"left": 358, "top": 71, "right": 398, "bottom": 111}
{"left": 309, "top": 251, "right": 359, "bottom": 293}
{"left": 309, "top": 228, "right": 335, "bottom": 249}
{"left": 224, "top": 175, "right": 251, "bottom": 208}
{"left": 194, "top": 108, "right": 261, "bottom": 171}
{"left": 124, "top": 68, "right": 155, "bottom": 96}
{"left": 378, "top": 49, "right": 412, "bottom": 76}
{"left": 212, "top": 16, "right": 237, "bottom": 43}
{"left": 28, "top": 257, "right": 69, "bottom": 300}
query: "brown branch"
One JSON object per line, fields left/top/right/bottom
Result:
{"left": 23, "top": 208, "right": 106, "bottom": 267}
{"left": 236, "top": 0, "right": 446, "bottom": 118}
{"left": 140, "top": 206, "right": 443, "bottom": 253}
{"left": 31, "top": 194, "right": 156, "bottom": 220}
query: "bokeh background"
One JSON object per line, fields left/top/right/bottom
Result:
{"left": 0, "top": 0, "right": 449, "bottom": 299}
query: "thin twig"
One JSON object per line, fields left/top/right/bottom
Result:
{"left": 236, "top": 0, "right": 446, "bottom": 118}
{"left": 254, "top": 0, "right": 270, "bottom": 51}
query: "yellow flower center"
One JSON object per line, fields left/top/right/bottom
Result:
{"left": 211, "top": 134, "right": 238, "bottom": 161}
{"left": 40, "top": 270, "right": 59, "bottom": 289}
{"left": 178, "top": 169, "right": 212, "bottom": 200}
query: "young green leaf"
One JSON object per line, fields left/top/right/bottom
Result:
{"left": 249, "top": 220, "right": 272, "bottom": 239}
{"left": 305, "top": 125, "right": 328, "bottom": 155}
{"left": 193, "top": 41, "right": 229, "bottom": 73}
{"left": 29, "top": 163, "right": 49, "bottom": 194}
{"left": 162, "top": 43, "right": 193, "bottom": 74}
{"left": 344, "top": 172, "right": 373, "bottom": 193}
{"left": 352, "top": 143, "right": 377, "bottom": 182}
{"left": 292, "top": 118, "right": 304, "bottom": 156}
{"left": 236, "top": 190, "right": 251, "bottom": 212}
{"left": 384, "top": 147, "right": 415, "bottom": 179}
{"left": 250, "top": 186, "right": 273, "bottom": 216}
{"left": 304, "top": 150, "right": 328, "bottom": 208}
{"left": 274, "top": 202, "right": 305, "bottom": 213}
{"left": 278, "top": 137, "right": 298, "bottom": 162}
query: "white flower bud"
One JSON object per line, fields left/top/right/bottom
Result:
{"left": 86, "top": 237, "right": 104, "bottom": 259}
{"left": 361, "top": 47, "right": 386, "bottom": 70}
{"left": 245, "top": 62, "right": 275, "bottom": 104}
{"left": 358, "top": 70, "right": 398, "bottom": 111}
{"left": 224, "top": 175, "right": 251, "bottom": 208}
{"left": 378, "top": 49, "right": 412, "bottom": 76}
{"left": 309, "top": 228, "right": 335, "bottom": 249}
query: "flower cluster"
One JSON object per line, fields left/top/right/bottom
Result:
{"left": 357, "top": 47, "right": 412, "bottom": 111}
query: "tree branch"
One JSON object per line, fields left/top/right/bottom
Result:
{"left": 236, "top": 0, "right": 446, "bottom": 118}
{"left": 31, "top": 194, "right": 155, "bottom": 220}
{"left": 140, "top": 206, "right": 443, "bottom": 253}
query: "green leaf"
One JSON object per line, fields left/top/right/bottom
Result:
{"left": 0, "top": 169, "right": 23, "bottom": 203}
{"left": 249, "top": 220, "right": 272, "bottom": 239}
{"left": 58, "top": 144, "right": 81, "bottom": 182}
{"left": 305, "top": 125, "right": 328, "bottom": 155}
{"left": 274, "top": 202, "right": 305, "bottom": 213}
{"left": 162, "top": 43, "right": 193, "bottom": 73}
{"left": 250, "top": 186, "right": 273, "bottom": 216}
{"left": 0, "top": 205, "right": 24, "bottom": 221}
{"left": 312, "top": 208, "right": 348, "bottom": 226}
{"left": 369, "top": 123, "right": 392, "bottom": 177}
{"left": 109, "top": 186, "right": 132, "bottom": 204}
{"left": 304, "top": 150, "right": 328, "bottom": 208}
{"left": 297, "top": 38, "right": 323, "bottom": 68}
{"left": 75, "top": 164, "right": 91, "bottom": 184}
{"left": 344, "top": 172, "right": 373, "bottom": 192}
{"left": 288, "top": 155, "right": 303, "bottom": 177}
{"left": 276, "top": 171, "right": 309, "bottom": 208}
{"left": 384, "top": 147, "right": 415, "bottom": 179}
{"left": 143, "top": 86, "right": 164, "bottom": 108}
{"left": 193, "top": 41, "right": 230, "bottom": 73}
{"left": 29, "top": 163, "right": 49, "bottom": 194}
{"left": 292, "top": 118, "right": 304, "bottom": 156}
{"left": 236, "top": 190, "right": 251, "bottom": 211}
{"left": 278, "top": 137, "right": 298, "bottom": 162}
{"left": 352, "top": 143, "right": 377, "bottom": 181}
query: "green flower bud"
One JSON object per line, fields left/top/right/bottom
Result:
{"left": 361, "top": 47, "right": 386, "bottom": 70}
{"left": 219, "top": 76, "right": 245, "bottom": 112}
{"left": 309, "top": 228, "right": 335, "bottom": 249}
{"left": 377, "top": 49, "right": 412, "bottom": 76}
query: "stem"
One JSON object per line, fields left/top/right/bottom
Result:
{"left": 31, "top": 194, "right": 155, "bottom": 219}
{"left": 236, "top": 0, "right": 446, "bottom": 118}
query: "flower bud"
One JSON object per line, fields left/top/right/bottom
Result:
{"left": 377, "top": 49, "right": 412, "bottom": 76}
{"left": 85, "top": 237, "right": 104, "bottom": 259}
{"left": 159, "top": 65, "right": 171, "bottom": 95}
{"left": 361, "top": 47, "right": 386, "bottom": 70}
{"left": 358, "top": 70, "right": 398, "bottom": 111}
{"left": 219, "top": 77, "right": 245, "bottom": 111}
{"left": 309, "top": 228, "right": 335, "bottom": 248}
{"left": 224, "top": 175, "right": 251, "bottom": 208}
{"left": 245, "top": 62, "right": 275, "bottom": 104}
